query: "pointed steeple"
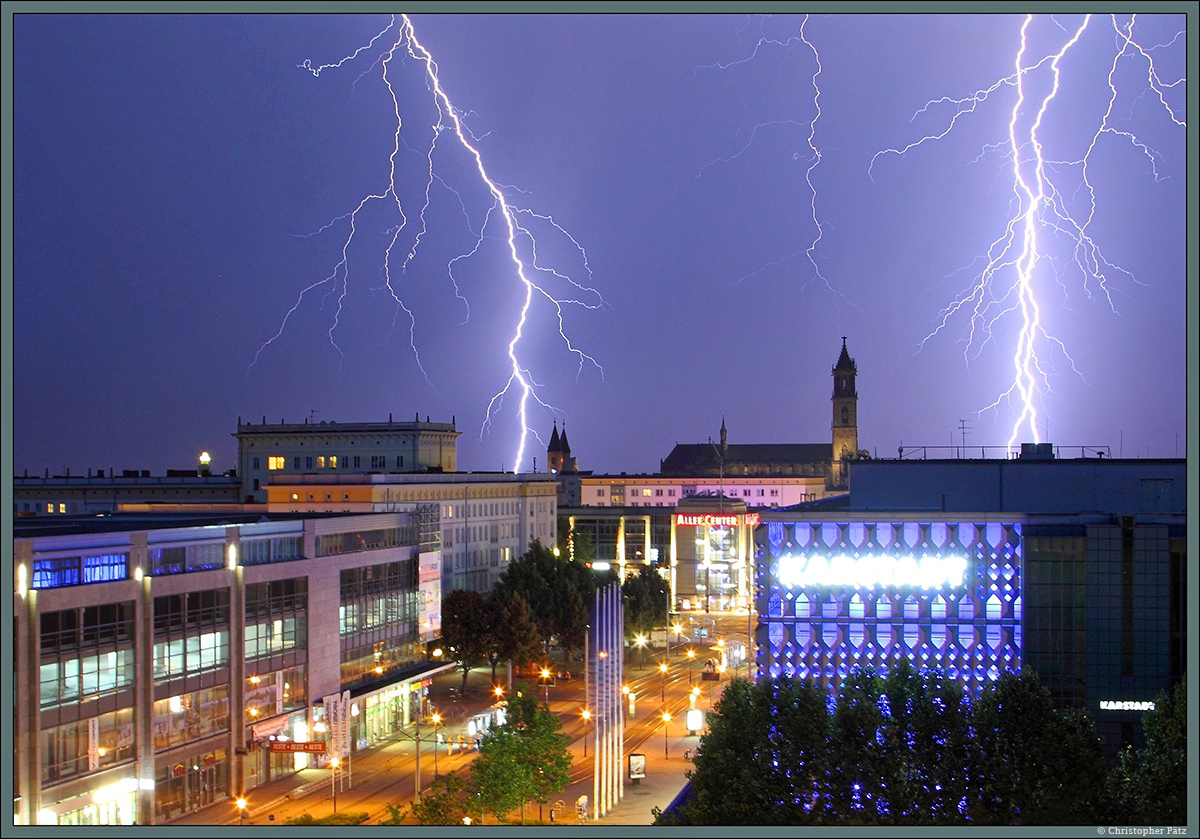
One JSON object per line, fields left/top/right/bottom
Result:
{"left": 560, "top": 424, "right": 571, "bottom": 456}
{"left": 834, "top": 335, "right": 855, "bottom": 371}
{"left": 720, "top": 417, "right": 728, "bottom": 452}
{"left": 548, "top": 422, "right": 562, "bottom": 452}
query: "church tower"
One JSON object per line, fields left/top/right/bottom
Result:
{"left": 829, "top": 337, "right": 859, "bottom": 490}
{"left": 546, "top": 422, "right": 576, "bottom": 474}
{"left": 547, "top": 423, "right": 564, "bottom": 474}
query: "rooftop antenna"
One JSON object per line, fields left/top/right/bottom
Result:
{"left": 958, "top": 419, "right": 972, "bottom": 457}
{"left": 309, "top": 409, "right": 319, "bottom": 423}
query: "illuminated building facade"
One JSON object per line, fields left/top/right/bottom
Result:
{"left": 12, "top": 511, "right": 450, "bottom": 826}
{"left": 754, "top": 451, "right": 1186, "bottom": 760}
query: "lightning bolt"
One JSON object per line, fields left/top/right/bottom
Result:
{"left": 694, "top": 14, "right": 849, "bottom": 308}
{"left": 251, "top": 14, "right": 605, "bottom": 472}
{"left": 872, "top": 13, "right": 1185, "bottom": 448}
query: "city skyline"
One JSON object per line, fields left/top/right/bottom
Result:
{"left": 8, "top": 9, "right": 1192, "bottom": 478}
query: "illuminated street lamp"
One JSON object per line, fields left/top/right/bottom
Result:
{"left": 658, "top": 661, "right": 668, "bottom": 702}
{"left": 581, "top": 708, "right": 591, "bottom": 757}
{"left": 330, "top": 756, "right": 340, "bottom": 813}
{"left": 635, "top": 634, "right": 647, "bottom": 669}
{"left": 661, "top": 711, "right": 671, "bottom": 759}
{"left": 236, "top": 797, "right": 247, "bottom": 826}
{"left": 541, "top": 667, "right": 551, "bottom": 706}
{"left": 687, "top": 648, "right": 696, "bottom": 685}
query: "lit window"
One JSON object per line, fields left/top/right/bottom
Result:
{"left": 58, "top": 503, "right": 66, "bottom": 513}
{"left": 46, "top": 503, "right": 54, "bottom": 513}
{"left": 316, "top": 457, "right": 325, "bottom": 468}
{"left": 267, "top": 456, "right": 285, "bottom": 471}
{"left": 329, "top": 456, "right": 338, "bottom": 469}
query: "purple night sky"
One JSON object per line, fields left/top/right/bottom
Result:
{"left": 8, "top": 9, "right": 1191, "bottom": 477}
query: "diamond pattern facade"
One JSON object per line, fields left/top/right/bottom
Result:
{"left": 755, "top": 519, "right": 1022, "bottom": 695}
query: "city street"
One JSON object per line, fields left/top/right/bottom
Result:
{"left": 171, "top": 609, "right": 753, "bottom": 826}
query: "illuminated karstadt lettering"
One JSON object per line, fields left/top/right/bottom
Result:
{"left": 1099, "top": 700, "right": 1156, "bottom": 712}
{"left": 777, "top": 553, "right": 968, "bottom": 588}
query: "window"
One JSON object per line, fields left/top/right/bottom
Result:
{"left": 293, "top": 457, "right": 301, "bottom": 469}
{"left": 305, "top": 456, "right": 313, "bottom": 469}
{"left": 267, "top": 456, "right": 285, "bottom": 471}
{"left": 252, "top": 457, "right": 260, "bottom": 470}
{"left": 58, "top": 502, "right": 67, "bottom": 513}
{"left": 329, "top": 456, "right": 338, "bottom": 468}
{"left": 317, "top": 456, "right": 325, "bottom": 468}
{"left": 353, "top": 456, "right": 361, "bottom": 468}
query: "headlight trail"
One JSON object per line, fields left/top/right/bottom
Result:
{"left": 250, "top": 14, "right": 605, "bottom": 472}
{"left": 871, "top": 13, "right": 1185, "bottom": 448}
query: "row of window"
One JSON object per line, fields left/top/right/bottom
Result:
{"left": 595, "top": 487, "right": 784, "bottom": 498}
{"left": 257, "top": 454, "right": 405, "bottom": 470}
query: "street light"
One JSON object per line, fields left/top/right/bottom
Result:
{"left": 330, "top": 756, "right": 339, "bottom": 813}
{"left": 541, "top": 667, "right": 551, "bottom": 707}
{"left": 581, "top": 709, "right": 591, "bottom": 757}
{"left": 658, "top": 661, "right": 668, "bottom": 702}
{"left": 635, "top": 634, "right": 647, "bottom": 669}
{"left": 236, "top": 797, "right": 247, "bottom": 826}
{"left": 661, "top": 711, "right": 671, "bottom": 759}
{"left": 431, "top": 713, "right": 441, "bottom": 776}
{"left": 687, "top": 648, "right": 696, "bottom": 685}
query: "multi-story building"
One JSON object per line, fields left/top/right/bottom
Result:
{"left": 235, "top": 415, "right": 461, "bottom": 503}
{"left": 13, "top": 465, "right": 242, "bottom": 518}
{"left": 12, "top": 510, "right": 448, "bottom": 826}
{"left": 263, "top": 471, "right": 558, "bottom": 594}
{"left": 753, "top": 447, "right": 1187, "bottom": 761}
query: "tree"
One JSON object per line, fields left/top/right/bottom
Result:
{"left": 401, "top": 771, "right": 478, "bottom": 825}
{"left": 622, "top": 564, "right": 668, "bottom": 639}
{"left": 486, "top": 589, "right": 543, "bottom": 682}
{"left": 469, "top": 688, "right": 572, "bottom": 824}
{"left": 440, "top": 588, "right": 493, "bottom": 692}
{"left": 495, "top": 539, "right": 595, "bottom": 664}
{"left": 655, "top": 676, "right": 834, "bottom": 825}
{"left": 1107, "top": 678, "right": 1187, "bottom": 825}
{"left": 968, "top": 667, "right": 1106, "bottom": 824}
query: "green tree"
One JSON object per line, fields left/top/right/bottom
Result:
{"left": 655, "top": 676, "right": 834, "bottom": 825}
{"left": 486, "top": 589, "right": 543, "bottom": 682}
{"left": 622, "top": 564, "right": 668, "bottom": 638}
{"left": 874, "top": 661, "right": 972, "bottom": 824}
{"left": 1107, "top": 678, "right": 1187, "bottom": 825}
{"left": 440, "top": 588, "right": 492, "bottom": 692}
{"left": 402, "top": 771, "right": 478, "bottom": 825}
{"left": 495, "top": 539, "right": 595, "bottom": 664}
{"left": 468, "top": 688, "right": 572, "bottom": 824}
{"left": 968, "top": 667, "right": 1105, "bottom": 824}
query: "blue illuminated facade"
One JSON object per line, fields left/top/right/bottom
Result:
{"left": 757, "top": 516, "right": 1021, "bottom": 697}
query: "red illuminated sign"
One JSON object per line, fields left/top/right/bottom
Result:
{"left": 674, "top": 513, "right": 759, "bottom": 528}
{"left": 268, "top": 741, "right": 326, "bottom": 753}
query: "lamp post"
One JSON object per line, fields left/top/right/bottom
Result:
{"left": 581, "top": 709, "right": 591, "bottom": 757}
{"left": 541, "top": 667, "right": 551, "bottom": 707}
{"left": 687, "top": 648, "right": 696, "bottom": 686}
{"left": 661, "top": 712, "right": 671, "bottom": 759}
{"left": 414, "top": 713, "right": 422, "bottom": 801}
{"left": 658, "top": 661, "right": 668, "bottom": 702}
{"left": 635, "top": 634, "right": 647, "bottom": 670}
{"left": 330, "top": 756, "right": 339, "bottom": 813}
{"left": 431, "top": 713, "right": 441, "bottom": 776}
{"left": 236, "top": 797, "right": 247, "bottom": 826}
